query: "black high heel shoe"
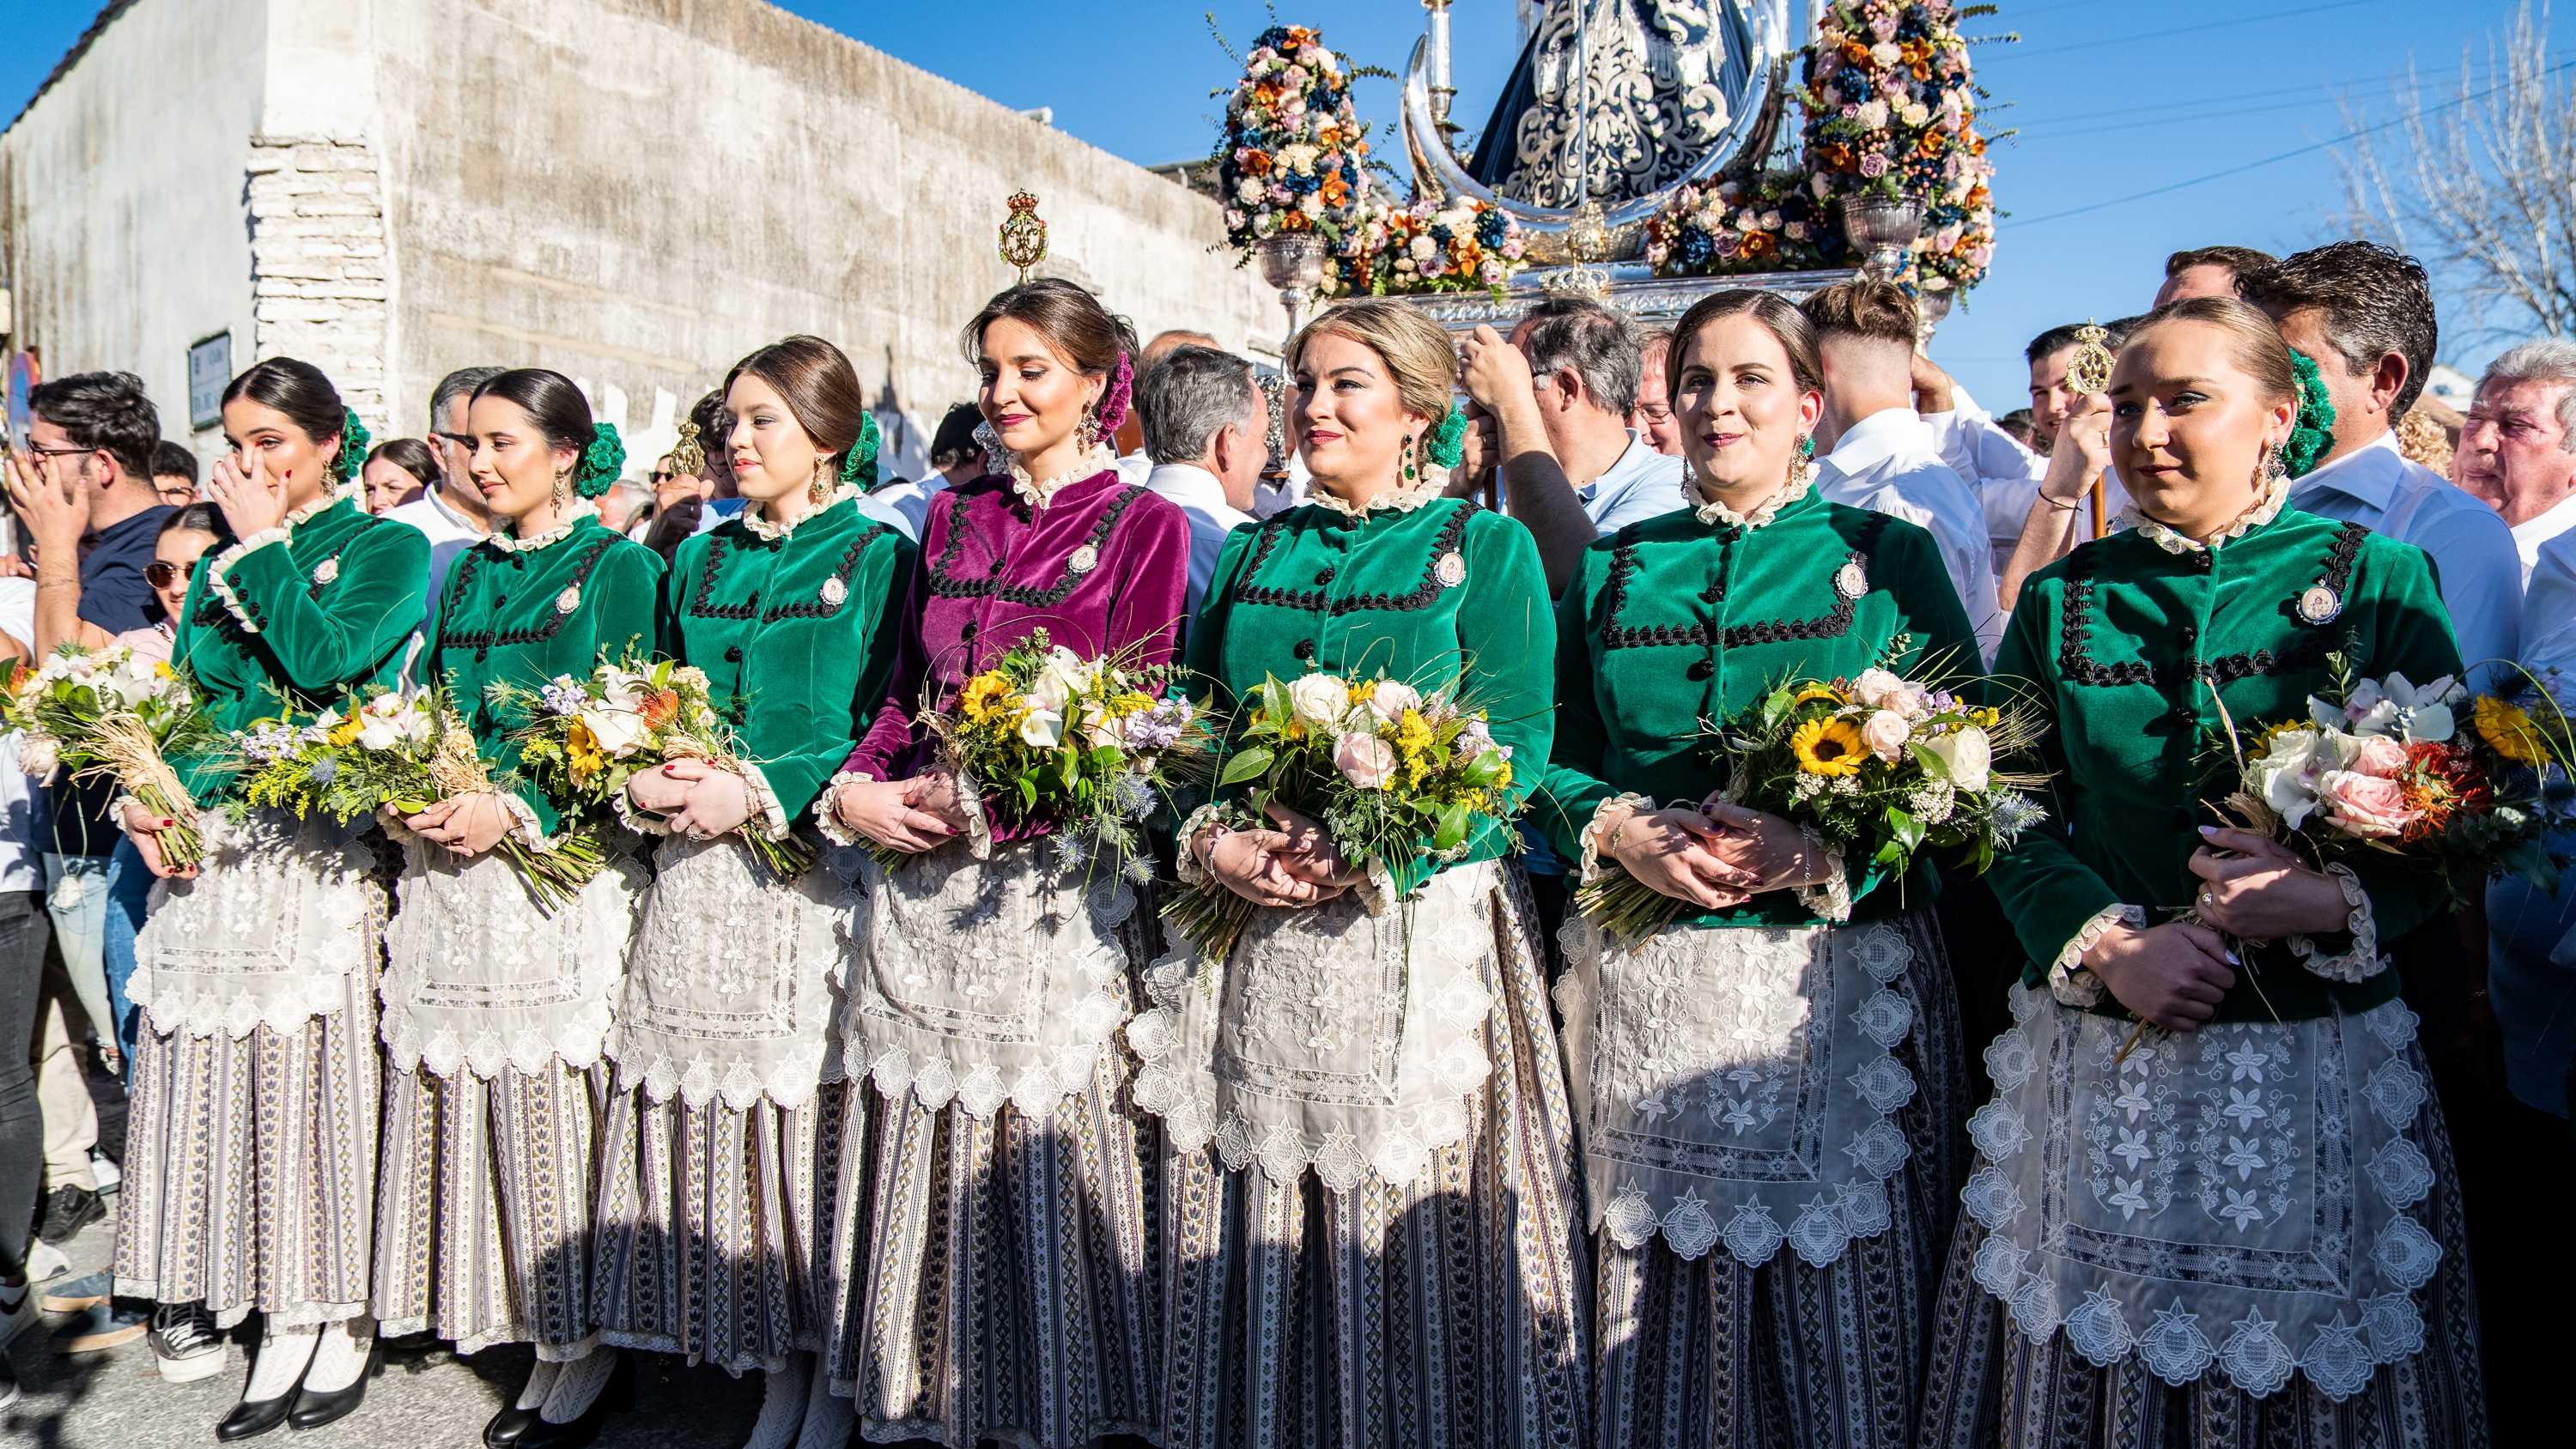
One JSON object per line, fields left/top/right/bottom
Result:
{"left": 284, "top": 1345, "right": 381, "bottom": 1431}
{"left": 216, "top": 1351, "right": 312, "bottom": 1443}
{"left": 483, "top": 1403, "right": 543, "bottom": 1449}
{"left": 515, "top": 1351, "right": 634, "bottom": 1449}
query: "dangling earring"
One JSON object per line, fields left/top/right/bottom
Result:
{"left": 810, "top": 456, "right": 830, "bottom": 506}
{"left": 550, "top": 466, "right": 571, "bottom": 510}
{"left": 1078, "top": 405, "right": 1101, "bottom": 453}
{"left": 1401, "top": 432, "right": 1419, "bottom": 484}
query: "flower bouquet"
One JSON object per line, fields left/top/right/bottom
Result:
{"left": 908, "top": 630, "right": 1207, "bottom": 882}
{"left": 1328, "top": 197, "right": 1529, "bottom": 299}
{"left": 496, "top": 659, "right": 817, "bottom": 880}
{"left": 2214, "top": 663, "right": 2571, "bottom": 897}
{"left": 1212, "top": 24, "right": 1375, "bottom": 254}
{"left": 234, "top": 684, "right": 606, "bottom": 909}
{"left": 3, "top": 645, "right": 222, "bottom": 868}
{"left": 1577, "top": 660, "right": 2049, "bottom": 941}
{"left": 1162, "top": 669, "right": 1518, "bottom": 961}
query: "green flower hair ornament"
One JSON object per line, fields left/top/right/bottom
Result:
{"left": 578, "top": 423, "right": 627, "bottom": 499}
{"left": 841, "top": 412, "right": 881, "bottom": 491}
{"left": 2282, "top": 349, "right": 2336, "bottom": 480}
{"left": 1425, "top": 408, "right": 1467, "bottom": 470}
{"left": 334, "top": 408, "right": 371, "bottom": 484}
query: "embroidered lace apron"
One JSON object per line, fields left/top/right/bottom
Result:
{"left": 128, "top": 809, "right": 380, "bottom": 1040}
{"left": 848, "top": 838, "right": 1136, "bottom": 1119}
{"left": 1554, "top": 912, "right": 1923, "bottom": 1266}
{"left": 1130, "top": 859, "right": 1503, "bottom": 1191}
{"left": 379, "top": 835, "right": 646, "bottom": 1079}
{"left": 611, "top": 835, "right": 862, "bottom": 1111}
{"left": 1961, "top": 982, "right": 2445, "bottom": 1402}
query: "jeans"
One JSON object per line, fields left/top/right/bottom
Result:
{"left": 0, "top": 888, "right": 58, "bottom": 1277}
{"left": 102, "top": 837, "right": 152, "bottom": 1070}
{"left": 40, "top": 853, "right": 112, "bottom": 1054}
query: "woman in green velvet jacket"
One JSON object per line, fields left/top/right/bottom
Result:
{"left": 1529, "top": 290, "right": 1981, "bottom": 1447}
{"left": 1920, "top": 298, "right": 2486, "bottom": 1447}
{"left": 375, "top": 369, "right": 662, "bottom": 1445}
{"left": 112, "top": 358, "right": 428, "bottom": 1435}
{"left": 594, "top": 338, "right": 911, "bottom": 1449}
{"left": 1123, "top": 298, "right": 1583, "bottom": 1449}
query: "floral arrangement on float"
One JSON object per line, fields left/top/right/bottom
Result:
{"left": 1328, "top": 196, "right": 1529, "bottom": 298}
{"left": 1214, "top": 25, "right": 1374, "bottom": 252}
{"left": 1647, "top": 0, "right": 1999, "bottom": 297}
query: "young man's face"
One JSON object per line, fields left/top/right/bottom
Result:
{"left": 2027, "top": 346, "right": 2080, "bottom": 452}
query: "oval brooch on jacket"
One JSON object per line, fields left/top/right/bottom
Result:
{"left": 311, "top": 557, "right": 339, "bottom": 587}
{"left": 556, "top": 585, "right": 581, "bottom": 615}
{"left": 1835, "top": 561, "right": 1868, "bottom": 600}
{"left": 2298, "top": 585, "right": 2342, "bottom": 625}
{"left": 1436, "top": 552, "right": 1467, "bottom": 588}
{"left": 1066, "top": 544, "right": 1098, "bottom": 574}
{"left": 820, "top": 576, "right": 848, "bottom": 607}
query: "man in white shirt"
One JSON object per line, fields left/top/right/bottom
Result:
{"left": 1800, "top": 281, "right": 2005, "bottom": 658}
{"left": 1917, "top": 326, "right": 2136, "bottom": 579}
{"left": 2241, "top": 243, "right": 2523, "bottom": 684}
{"left": 1453, "top": 297, "right": 1688, "bottom": 595}
{"left": 2454, "top": 339, "right": 2576, "bottom": 585}
{"left": 387, "top": 365, "right": 501, "bottom": 625}
{"left": 1134, "top": 346, "right": 1264, "bottom": 615}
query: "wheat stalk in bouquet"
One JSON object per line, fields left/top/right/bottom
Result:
{"left": 5, "top": 646, "right": 222, "bottom": 867}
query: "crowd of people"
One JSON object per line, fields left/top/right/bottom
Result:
{"left": 0, "top": 233, "right": 2564, "bottom": 1449}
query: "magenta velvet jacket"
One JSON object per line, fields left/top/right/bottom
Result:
{"left": 840, "top": 467, "right": 1194, "bottom": 838}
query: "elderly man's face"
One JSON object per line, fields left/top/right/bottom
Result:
{"left": 2458, "top": 376, "right": 2576, "bottom": 520}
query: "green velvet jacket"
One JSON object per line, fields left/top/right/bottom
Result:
{"left": 663, "top": 501, "right": 914, "bottom": 834}
{"left": 420, "top": 512, "right": 665, "bottom": 835}
{"left": 1532, "top": 483, "right": 1981, "bottom": 926}
{"left": 172, "top": 495, "right": 430, "bottom": 803}
{"left": 1187, "top": 495, "right": 1555, "bottom": 896}
{"left": 1990, "top": 502, "right": 2464, "bottom": 1022}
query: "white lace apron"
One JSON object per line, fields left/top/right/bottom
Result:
{"left": 379, "top": 836, "right": 646, "bottom": 1079}
{"left": 1553, "top": 912, "right": 1922, "bottom": 1266}
{"left": 1128, "top": 859, "right": 1503, "bottom": 1192}
{"left": 848, "top": 838, "right": 1136, "bottom": 1119}
{"left": 127, "top": 809, "right": 380, "bottom": 1040}
{"left": 611, "top": 836, "right": 862, "bottom": 1111}
{"left": 1963, "top": 981, "right": 2444, "bottom": 1402}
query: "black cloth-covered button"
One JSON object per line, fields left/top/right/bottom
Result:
{"left": 2172, "top": 809, "right": 2193, "bottom": 828}
{"left": 1293, "top": 638, "right": 1316, "bottom": 661}
{"left": 960, "top": 620, "right": 978, "bottom": 640}
{"left": 988, "top": 558, "right": 1005, "bottom": 575}
{"left": 1686, "top": 659, "right": 1714, "bottom": 682}
{"left": 724, "top": 646, "right": 744, "bottom": 663}
{"left": 495, "top": 593, "right": 507, "bottom": 606}
{"left": 2178, "top": 625, "right": 2197, "bottom": 646}
{"left": 1315, "top": 567, "right": 1335, "bottom": 585}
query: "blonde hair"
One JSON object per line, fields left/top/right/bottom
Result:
{"left": 1288, "top": 299, "right": 1456, "bottom": 427}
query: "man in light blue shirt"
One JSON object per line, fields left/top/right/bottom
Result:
{"left": 2241, "top": 244, "right": 2522, "bottom": 688}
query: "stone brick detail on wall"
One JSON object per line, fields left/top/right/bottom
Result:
{"left": 246, "top": 134, "right": 395, "bottom": 436}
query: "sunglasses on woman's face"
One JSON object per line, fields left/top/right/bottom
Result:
{"left": 145, "top": 561, "right": 186, "bottom": 588}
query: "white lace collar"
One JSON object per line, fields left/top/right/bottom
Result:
{"left": 2121, "top": 473, "right": 2289, "bottom": 554}
{"left": 489, "top": 500, "right": 598, "bottom": 554}
{"left": 1305, "top": 477, "right": 1444, "bottom": 518}
{"left": 1690, "top": 463, "right": 1816, "bottom": 530}
{"left": 743, "top": 487, "right": 859, "bottom": 541}
{"left": 1008, "top": 446, "right": 1118, "bottom": 509}
{"left": 284, "top": 482, "right": 361, "bottom": 530}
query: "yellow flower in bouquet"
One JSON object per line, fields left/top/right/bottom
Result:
{"left": 2475, "top": 694, "right": 2548, "bottom": 766}
{"left": 1791, "top": 716, "right": 1868, "bottom": 777}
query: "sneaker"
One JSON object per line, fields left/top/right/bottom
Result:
{"left": 149, "top": 1300, "right": 226, "bottom": 1383}
{"left": 39, "top": 1271, "right": 111, "bottom": 1313}
{"left": 33, "top": 1184, "right": 103, "bottom": 1245}
{"left": 22, "top": 1240, "right": 69, "bottom": 1284}
{"left": 52, "top": 1300, "right": 149, "bottom": 1352}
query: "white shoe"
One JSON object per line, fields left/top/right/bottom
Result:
{"left": 22, "top": 1240, "right": 69, "bottom": 1283}
{"left": 89, "top": 1151, "right": 120, "bottom": 1196}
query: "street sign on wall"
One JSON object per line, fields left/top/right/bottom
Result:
{"left": 5, "top": 352, "right": 38, "bottom": 452}
{"left": 188, "top": 332, "right": 231, "bottom": 433}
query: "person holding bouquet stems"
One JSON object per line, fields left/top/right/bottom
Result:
{"left": 109, "top": 358, "right": 429, "bottom": 1435}
{"left": 373, "top": 368, "right": 661, "bottom": 1449}
{"left": 1522, "top": 288, "right": 1985, "bottom": 1448}
{"left": 1128, "top": 297, "right": 1581, "bottom": 1449}
{"left": 590, "top": 337, "right": 912, "bottom": 1449}
{"left": 818, "top": 280, "right": 1191, "bottom": 1449}
{"left": 1920, "top": 298, "right": 2488, "bottom": 1446}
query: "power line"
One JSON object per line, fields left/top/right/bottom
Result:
{"left": 2002, "top": 54, "right": 2576, "bottom": 227}
{"left": 1995, "top": 0, "right": 2406, "bottom": 59}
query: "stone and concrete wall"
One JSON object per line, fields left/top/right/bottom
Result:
{"left": 3, "top": 0, "right": 1275, "bottom": 477}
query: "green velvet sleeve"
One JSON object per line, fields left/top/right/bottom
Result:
{"left": 1534, "top": 552, "right": 1615, "bottom": 865}
{"left": 741, "top": 532, "right": 917, "bottom": 826}
{"left": 213, "top": 523, "right": 428, "bottom": 694}
{"left": 1173, "top": 524, "right": 1264, "bottom": 827}
{"left": 1984, "top": 576, "right": 2127, "bottom": 985}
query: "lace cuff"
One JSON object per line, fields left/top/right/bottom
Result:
{"left": 2052, "top": 903, "right": 2147, "bottom": 1007}
{"left": 731, "top": 760, "right": 790, "bottom": 842}
{"left": 1176, "top": 802, "right": 1232, "bottom": 888}
{"left": 1577, "top": 793, "right": 1656, "bottom": 885}
{"left": 811, "top": 769, "right": 873, "bottom": 848}
{"left": 1793, "top": 828, "right": 1851, "bottom": 923}
{"left": 495, "top": 791, "right": 555, "bottom": 852}
{"left": 2290, "top": 864, "right": 2385, "bottom": 983}
{"left": 611, "top": 783, "right": 671, "bottom": 838}
{"left": 952, "top": 770, "right": 993, "bottom": 860}
{"left": 203, "top": 527, "right": 292, "bottom": 634}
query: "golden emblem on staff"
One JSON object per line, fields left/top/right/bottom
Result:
{"left": 670, "top": 419, "right": 706, "bottom": 478}
{"left": 2067, "top": 318, "right": 2117, "bottom": 538}
{"left": 999, "top": 190, "right": 1048, "bottom": 283}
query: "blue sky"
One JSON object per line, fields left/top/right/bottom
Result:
{"left": 4, "top": 0, "right": 2557, "bottom": 412}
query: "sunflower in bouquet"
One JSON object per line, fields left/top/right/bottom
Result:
{"left": 1163, "top": 668, "right": 1519, "bottom": 962}
{"left": 497, "top": 658, "right": 817, "bottom": 879}
{"left": 909, "top": 628, "right": 1208, "bottom": 882}
{"left": 4, "top": 645, "right": 222, "bottom": 868}
{"left": 1577, "top": 652, "right": 2050, "bottom": 942}
{"left": 234, "top": 683, "right": 606, "bottom": 909}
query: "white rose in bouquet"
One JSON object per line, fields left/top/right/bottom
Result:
{"left": 1288, "top": 673, "right": 1351, "bottom": 733}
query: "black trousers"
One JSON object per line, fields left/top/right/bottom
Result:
{"left": 0, "top": 888, "right": 58, "bottom": 1277}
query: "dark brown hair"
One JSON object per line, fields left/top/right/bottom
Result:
{"left": 724, "top": 335, "right": 869, "bottom": 467}
{"left": 1667, "top": 289, "right": 1825, "bottom": 405}
{"left": 365, "top": 438, "right": 438, "bottom": 492}
{"left": 960, "top": 277, "right": 1137, "bottom": 382}
{"left": 1797, "top": 280, "right": 1919, "bottom": 349}
{"left": 2233, "top": 240, "right": 2436, "bottom": 418}
{"left": 2165, "top": 245, "right": 2276, "bottom": 281}
{"left": 2126, "top": 295, "right": 2300, "bottom": 409}
{"left": 217, "top": 358, "right": 348, "bottom": 476}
